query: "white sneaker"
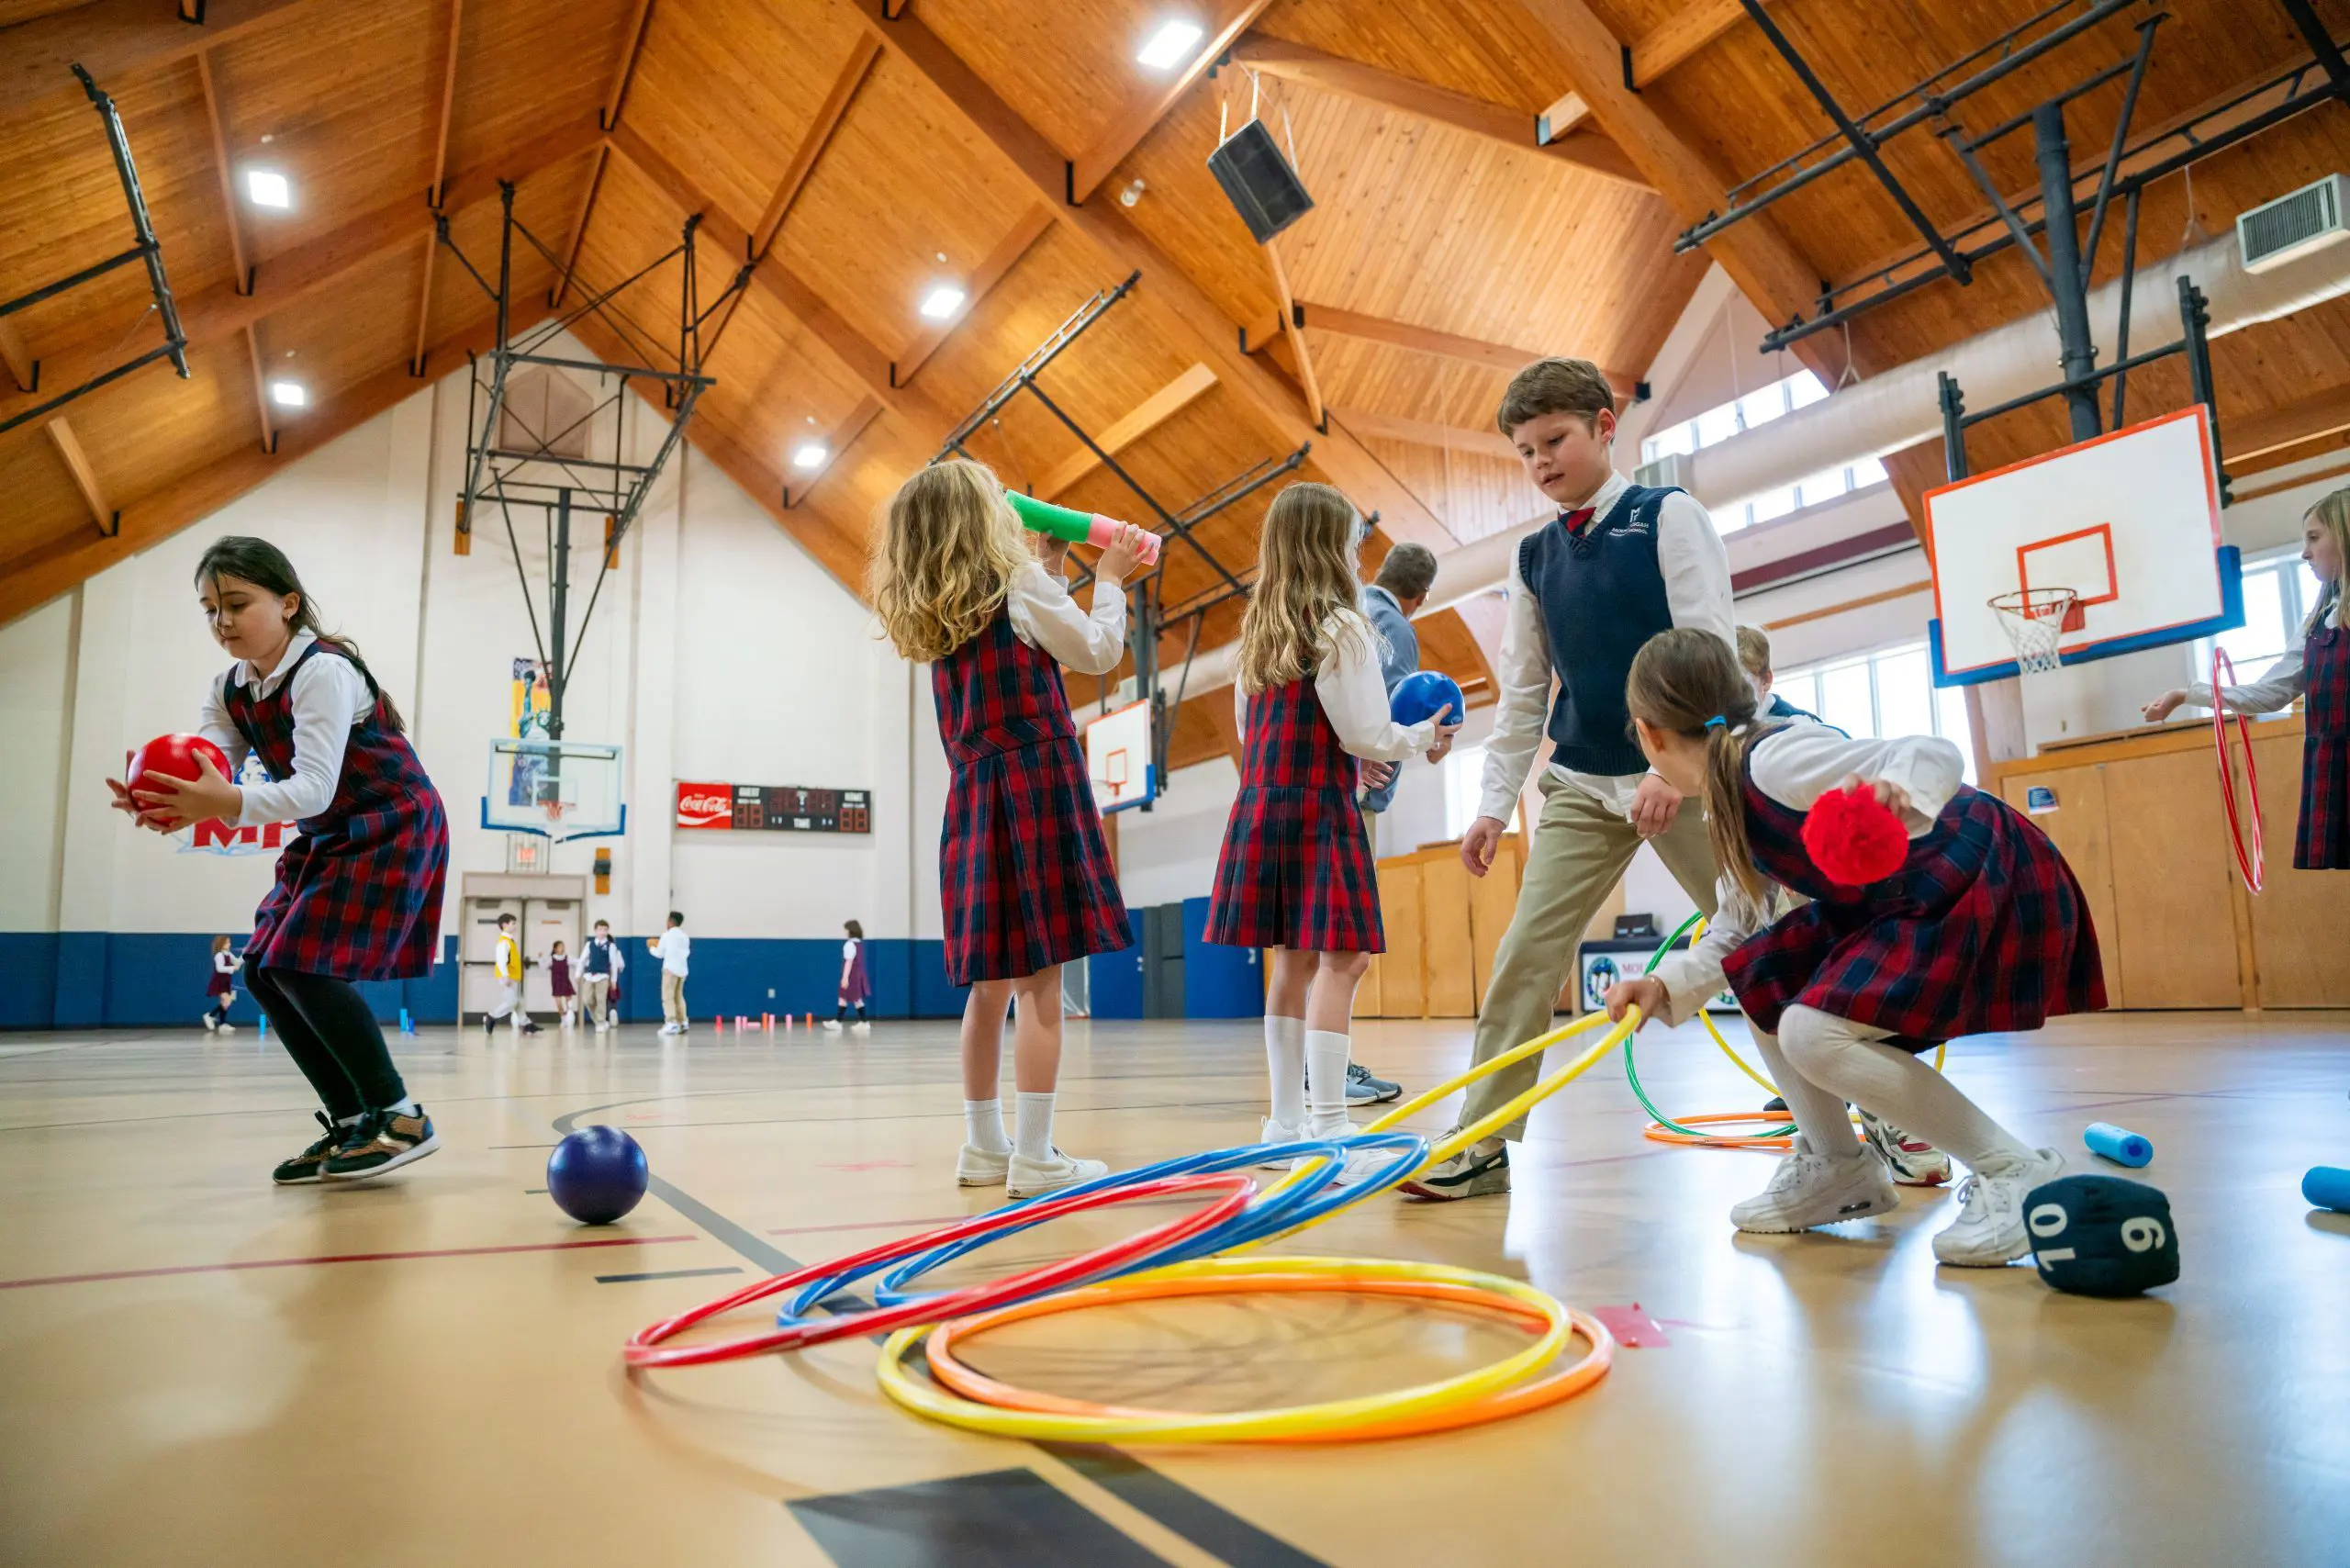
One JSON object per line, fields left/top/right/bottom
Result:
{"left": 956, "top": 1143, "right": 1011, "bottom": 1187}
{"left": 1007, "top": 1149, "right": 1108, "bottom": 1199}
{"left": 1259, "top": 1117, "right": 1305, "bottom": 1169}
{"left": 850, "top": 1020, "right": 870, "bottom": 1033}
{"left": 1729, "top": 1137, "right": 1901, "bottom": 1234}
{"left": 218, "top": 1023, "right": 236, "bottom": 1034}
{"left": 822, "top": 1020, "right": 844, "bottom": 1033}
{"left": 1934, "top": 1148, "right": 2069, "bottom": 1266}
{"left": 657, "top": 1022, "right": 682, "bottom": 1036}
{"left": 1858, "top": 1108, "right": 1954, "bottom": 1187}
{"left": 594, "top": 1019, "right": 610, "bottom": 1032}
{"left": 1294, "top": 1144, "right": 1393, "bottom": 1187}
{"left": 201, "top": 1013, "right": 218, "bottom": 1032}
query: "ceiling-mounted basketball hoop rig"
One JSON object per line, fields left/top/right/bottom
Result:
{"left": 438, "top": 182, "right": 750, "bottom": 742}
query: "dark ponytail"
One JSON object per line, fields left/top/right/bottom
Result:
{"left": 195, "top": 536, "right": 404, "bottom": 734}
{"left": 1625, "top": 628, "right": 1780, "bottom": 902}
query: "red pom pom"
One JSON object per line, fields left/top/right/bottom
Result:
{"left": 1801, "top": 784, "right": 1908, "bottom": 887}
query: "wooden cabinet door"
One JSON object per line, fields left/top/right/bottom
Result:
{"left": 1999, "top": 764, "right": 2123, "bottom": 1007}
{"left": 2245, "top": 733, "right": 2350, "bottom": 1006}
{"left": 2105, "top": 748, "right": 2246, "bottom": 1007}
{"left": 1469, "top": 843, "right": 1521, "bottom": 1013}
{"left": 1422, "top": 855, "right": 1476, "bottom": 1016}
{"left": 1376, "top": 863, "right": 1426, "bottom": 1017}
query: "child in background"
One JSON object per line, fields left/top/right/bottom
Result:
{"left": 1604, "top": 629, "right": 2104, "bottom": 1266}
{"left": 203, "top": 935, "right": 242, "bottom": 1032}
{"left": 484, "top": 913, "right": 541, "bottom": 1036}
{"left": 580, "top": 918, "right": 624, "bottom": 1031}
{"left": 872, "top": 459, "right": 1151, "bottom": 1198}
{"left": 548, "top": 939, "right": 576, "bottom": 1026}
{"left": 827, "top": 919, "right": 871, "bottom": 1032}
{"left": 114, "top": 535, "right": 447, "bottom": 1184}
{"left": 1736, "top": 624, "right": 1838, "bottom": 731}
{"left": 1205, "top": 482, "right": 1459, "bottom": 1178}
{"left": 2143, "top": 487, "right": 2346, "bottom": 869}
{"left": 650, "top": 911, "right": 690, "bottom": 1036}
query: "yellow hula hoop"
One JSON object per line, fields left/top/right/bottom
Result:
{"left": 876, "top": 1255, "right": 1591, "bottom": 1444}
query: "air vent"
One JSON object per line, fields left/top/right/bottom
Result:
{"left": 2237, "top": 174, "right": 2347, "bottom": 274}
{"left": 1633, "top": 450, "right": 1694, "bottom": 491}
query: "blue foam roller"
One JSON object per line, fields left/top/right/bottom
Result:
{"left": 2084, "top": 1122, "right": 2153, "bottom": 1168}
{"left": 2305, "top": 1166, "right": 2350, "bottom": 1214}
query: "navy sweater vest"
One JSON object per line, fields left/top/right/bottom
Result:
{"left": 1516, "top": 485, "right": 1680, "bottom": 777}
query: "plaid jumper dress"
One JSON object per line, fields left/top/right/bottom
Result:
{"left": 933, "top": 608, "right": 1131, "bottom": 985}
{"left": 2295, "top": 619, "right": 2346, "bottom": 869}
{"left": 1722, "top": 734, "right": 2105, "bottom": 1050}
{"left": 221, "top": 642, "right": 450, "bottom": 980}
{"left": 1205, "top": 676, "right": 1384, "bottom": 952}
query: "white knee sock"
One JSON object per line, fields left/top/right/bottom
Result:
{"left": 1304, "top": 1030, "right": 1352, "bottom": 1137}
{"left": 1014, "top": 1092, "right": 1057, "bottom": 1162}
{"left": 1750, "top": 1027, "right": 1863, "bottom": 1159}
{"left": 1265, "top": 1014, "right": 1306, "bottom": 1128}
{"left": 964, "top": 1097, "right": 1010, "bottom": 1154}
{"left": 1778, "top": 1005, "right": 2034, "bottom": 1170}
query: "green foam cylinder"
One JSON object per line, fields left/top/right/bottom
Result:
{"left": 1006, "top": 491, "right": 1160, "bottom": 567}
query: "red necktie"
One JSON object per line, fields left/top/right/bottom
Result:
{"left": 1561, "top": 507, "right": 1596, "bottom": 533}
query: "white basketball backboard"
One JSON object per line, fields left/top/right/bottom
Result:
{"left": 1926, "top": 405, "right": 2242, "bottom": 685}
{"left": 1085, "top": 700, "right": 1155, "bottom": 813}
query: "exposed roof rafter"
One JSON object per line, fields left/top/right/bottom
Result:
{"left": 1071, "top": 0, "right": 1278, "bottom": 204}
{"left": 45, "top": 416, "right": 118, "bottom": 536}
{"left": 1035, "top": 362, "right": 1217, "bottom": 498}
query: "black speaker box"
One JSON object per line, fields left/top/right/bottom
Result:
{"left": 1206, "top": 118, "right": 1315, "bottom": 244}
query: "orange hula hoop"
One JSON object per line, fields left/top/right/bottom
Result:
{"left": 2210, "top": 647, "right": 2265, "bottom": 894}
{"left": 1641, "top": 1111, "right": 1796, "bottom": 1151}
{"left": 919, "top": 1270, "right": 1615, "bottom": 1443}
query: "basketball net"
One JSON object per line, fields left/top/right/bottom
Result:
{"left": 1987, "top": 587, "right": 2082, "bottom": 678}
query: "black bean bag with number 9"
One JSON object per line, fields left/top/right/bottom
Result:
{"left": 2023, "top": 1174, "right": 2180, "bottom": 1297}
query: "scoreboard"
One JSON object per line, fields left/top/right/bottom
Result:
{"left": 676, "top": 782, "right": 870, "bottom": 834}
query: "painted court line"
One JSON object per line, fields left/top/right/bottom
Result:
{"left": 596, "top": 1265, "right": 746, "bottom": 1284}
{"left": 0, "top": 1234, "right": 698, "bottom": 1291}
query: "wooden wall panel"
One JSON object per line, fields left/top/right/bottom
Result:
{"left": 2246, "top": 733, "right": 2350, "bottom": 1008}
{"left": 1468, "top": 836, "right": 1523, "bottom": 1009}
{"left": 1422, "top": 853, "right": 1477, "bottom": 1016}
{"left": 1371, "top": 861, "right": 1425, "bottom": 1017}
{"left": 1999, "top": 762, "right": 2123, "bottom": 1008}
{"left": 2105, "top": 746, "right": 2245, "bottom": 1009}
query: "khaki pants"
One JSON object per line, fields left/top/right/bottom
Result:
{"left": 581, "top": 974, "right": 611, "bottom": 1024}
{"left": 661, "top": 971, "right": 688, "bottom": 1025}
{"left": 1459, "top": 773, "right": 1724, "bottom": 1142}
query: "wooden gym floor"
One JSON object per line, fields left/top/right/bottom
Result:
{"left": 2, "top": 1010, "right": 2346, "bottom": 1567}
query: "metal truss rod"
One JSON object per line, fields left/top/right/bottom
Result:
{"left": 934, "top": 273, "right": 1140, "bottom": 456}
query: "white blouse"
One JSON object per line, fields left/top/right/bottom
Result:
{"left": 195, "top": 629, "right": 375, "bottom": 829}
{"left": 1006, "top": 561, "right": 1127, "bottom": 676}
{"left": 1648, "top": 724, "right": 1967, "bottom": 1026}
{"left": 2182, "top": 595, "right": 2341, "bottom": 714}
{"left": 1234, "top": 609, "right": 1440, "bottom": 763}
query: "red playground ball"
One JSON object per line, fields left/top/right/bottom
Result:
{"left": 548, "top": 1126, "right": 649, "bottom": 1225}
{"left": 1801, "top": 784, "right": 1908, "bottom": 887}
{"left": 126, "top": 733, "right": 232, "bottom": 827}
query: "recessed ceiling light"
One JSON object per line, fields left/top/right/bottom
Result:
{"left": 268, "top": 380, "right": 307, "bottom": 408}
{"left": 245, "top": 169, "right": 291, "bottom": 209}
{"left": 919, "top": 284, "right": 966, "bottom": 321}
{"left": 791, "top": 442, "right": 828, "bottom": 471}
{"left": 1137, "top": 18, "right": 1203, "bottom": 70}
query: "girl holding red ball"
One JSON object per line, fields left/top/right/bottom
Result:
{"left": 108, "top": 537, "right": 449, "bottom": 1187}
{"left": 1602, "top": 628, "right": 2105, "bottom": 1269}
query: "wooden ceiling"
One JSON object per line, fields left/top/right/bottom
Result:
{"left": 6, "top": 0, "right": 2349, "bottom": 769}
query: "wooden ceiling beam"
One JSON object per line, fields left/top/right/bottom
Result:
{"left": 0, "top": 319, "right": 33, "bottom": 394}
{"left": 1511, "top": 0, "right": 1846, "bottom": 386}
{"left": 1231, "top": 36, "right": 1649, "bottom": 189}
{"left": 0, "top": 114, "right": 605, "bottom": 432}
{"left": 1299, "top": 300, "right": 1639, "bottom": 397}
{"left": 862, "top": 6, "right": 1454, "bottom": 550}
{"left": 1261, "top": 237, "right": 1323, "bottom": 429}
{"left": 601, "top": 0, "right": 655, "bottom": 130}
{"left": 1, "top": 0, "right": 316, "bottom": 117}
{"left": 243, "top": 320, "right": 277, "bottom": 452}
{"left": 44, "top": 416, "right": 118, "bottom": 536}
{"left": 603, "top": 123, "right": 909, "bottom": 415}
{"left": 752, "top": 38, "right": 881, "bottom": 260}
{"left": 1035, "top": 362, "right": 1216, "bottom": 498}
{"left": 549, "top": 143, "right": 609, "bottom": 310}
{"left": 2228, "top": 383, "right": 2350, "bottom": 467}
{"left": 892, "top": 204, "right": 1052, "bottom": 386}
{"left": 1, "top": 308, "right": 525, "bottom": 627}
{"left": 1329, "top": 407, "right": 1517, "bottom": 462}
{"left": 1538, "top": 0, "right": 1772, "bottom": 140}
{"left": 193, "top": 50, "right": 252, "bottom": 295}
{"left": 426, "top": 0, "right": 464, "bottom": 206}
{"left": 1071, "top": 0, "right": 1277, "bottom": 204}
{"left": 781, "top": 392, "right": 885, "bottom": 509}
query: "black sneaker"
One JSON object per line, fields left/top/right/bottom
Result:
{"left": 273, "top": 1112, "right": 344, "bottom": 1185}
{"left": 1763, "top": 1096, "right": 1788, "bottom": 1114}
{"left": 1396, "top": 1137, "right": 1510, "bottom": 1201}
{"left": 322, "top": 1106, "right": 441, "bottom": 1181}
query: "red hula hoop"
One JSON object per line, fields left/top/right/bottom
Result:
{"left": 2210, "top": 647, "right": 2265, "bottom": 894}
{"left": 624, "top": 1171, "right": 1256, "bottom": 1370}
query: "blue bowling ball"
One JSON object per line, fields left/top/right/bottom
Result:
{"left": 548, "top": 1126, "right": 648, "bottom": 1225}
{"left": 1391, "top": 670, "right": 1464, "bottom": 726}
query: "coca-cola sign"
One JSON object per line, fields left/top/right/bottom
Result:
{"left": 675, "top": 783, "right": 733, "bottom": 829}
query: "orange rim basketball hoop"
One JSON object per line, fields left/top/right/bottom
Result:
{"left": 1987, "top": 587, "right": 2084, "bottom": 677}
{"left": 2209, "top": 648, "right": 2264, "bottom": 894}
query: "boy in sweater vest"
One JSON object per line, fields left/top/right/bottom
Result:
{"left": 1401, "top": 357, "right": 1740, "bottom": 1201}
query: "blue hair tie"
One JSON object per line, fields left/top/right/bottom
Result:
{"left": 1704, "top": 715, "right": 1729, "bottom": 730}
